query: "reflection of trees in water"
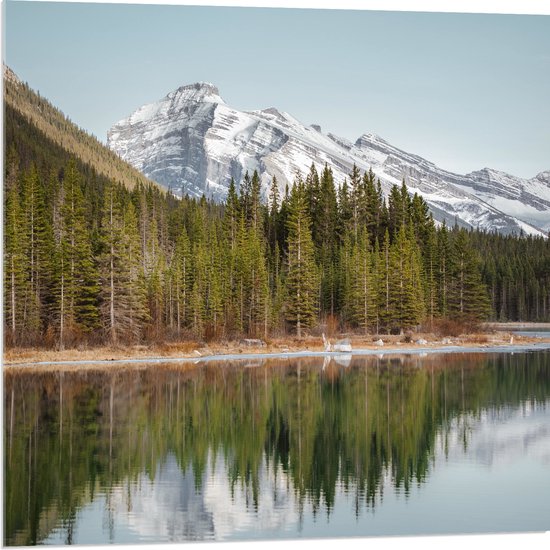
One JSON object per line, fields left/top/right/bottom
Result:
{"left": 4, "top": 352, "right": 550, "bottom": 544}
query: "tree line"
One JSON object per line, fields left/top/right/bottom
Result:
{"left": 5, "top": 106, "right": 550, "bottom": 348}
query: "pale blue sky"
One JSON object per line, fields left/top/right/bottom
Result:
{"left": 4, "top": 1, "right": 550, "bottom": 178}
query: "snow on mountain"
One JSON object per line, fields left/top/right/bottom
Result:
{"left": 457, "top": 168, "right": 550, "bottom": 233}
{"left": 108, "top": 83, "right": 549, "bottom": 236}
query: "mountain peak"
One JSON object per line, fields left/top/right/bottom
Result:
{"left": 533, "top": 170, "right": 550, "bottom": 183}
{"left": 261, "top": 107, "right": 282, "bottom": 116}
{"left": 108, "top": 83, "right": 550, "bottom": 236}
{"left": 467, "top": 167, "right": 514, "bottom": 181}
{"left": 356, "top": 132, "right": 387, "bottom": 146}
{"left": 168, "top": 82, "right": 224, "bottom": 104}
{"left": 181, "top": 81, "right": 219, "bottom": 94}
{"left": 469, "top": 167, "right": 497, "bottom": 176}
{"left": 255, "top": 107, "right": 288, "bottom": 121}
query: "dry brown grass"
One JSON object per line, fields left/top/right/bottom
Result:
{"left": 4, "top": 327, "right": 548, "bottom": 369}
{"left": 155, "top": 341, "right": 201, "bottom": 355}
{"left": 426, "top": 317, "right": 483, "bottom": 338}
{"left": 467, "top": 333, "right": 489, "bottom": 344}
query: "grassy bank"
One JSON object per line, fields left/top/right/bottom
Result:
{"left": 4, "top": 327, "right": 549, "bottom": 368}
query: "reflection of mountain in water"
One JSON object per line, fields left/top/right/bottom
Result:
{"left": 108, "top": 451, "right": 299, "bottom": 541}
{"left": 110, "top": 454, "right": 215, "bottom": 541}
{"left": 4, "top": 351, "right": 550, "bottom": 544}
{"left": 440, "top": 405, "right": 550, "bottom": 468}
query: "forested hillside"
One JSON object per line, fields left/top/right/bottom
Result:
{"left": 4, "top": 65, "right": 159, "bottom": 192}
{"left": 4, "top": 79, "right": 550, "bottom": 349}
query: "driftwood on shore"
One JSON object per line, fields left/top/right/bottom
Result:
{"left": 240, "top": 339, "right": 266, "bottom": 347}
{"left": 322, "top": 334, "right": 352, "bottom": 352}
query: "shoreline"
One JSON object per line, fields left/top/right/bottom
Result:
{"left": 484, "top": 322, "right": 550, "bottom": 330}
{"left": 5, "top": 339, "right": 550, "bottom": 370}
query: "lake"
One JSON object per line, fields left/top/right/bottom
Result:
{"left": 4, "top": 350, "right": 550, "bottom": 545}
{"left": 513, "top": 330, "right": 550, "bottom": 339}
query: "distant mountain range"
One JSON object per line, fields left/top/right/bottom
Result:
{"left": 107, "top": 82, "right": 550, "bottom": 236}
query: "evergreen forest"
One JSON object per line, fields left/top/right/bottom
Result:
{"left": 4, "top": 94, "right": 550, "bottom": 349}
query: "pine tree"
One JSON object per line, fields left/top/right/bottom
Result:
{"left": 144, "top": 216, "right": 166, "bottom": 334}
{"left": 21, "top": 165, "right": 49, "bottom": 336}
{"left": 277, "top": 183, "right": 291, "bottom": 255}
{"left": 339, "top": 232, "right": 353, "bottom": 325}
{"left": 410, "top": 193, "right": 431, "bottom": 244}
{"left": 99, "top": 180, "right": 122, "bottom": 343}
{"left": 249, "top": 169, "right": 263, "bottom": 232}
{"left": 437, "top": 222, "right": 451, "bottom": 317}
{"left": 191, "top": 279, "right": 205, "bottom": 338}
{"left": 349, "top": 164, "right": 362, "bottom": 240}
{"left": 99, "top": 182, "right": 148, "bottom": 344}
{"left": 227, "top": 214, "right": 270, "bottom": 336}
{"left": 448, "top": 229, "right": 491, "bottom": 320}
{"left": 4, "top": 152, "right": 28, "bottom": 344}
{"left": 364, "top": 169, "right": 383, "bottom": 244}
{"left": 233, "top": 216, "right": 249, "bottom": 333}
{"left": 348, "top": 228, "right": 376, "bottom": 333}
{"left": 224, "top": 177, "right": 241, "bottom": 251}
{"left": 387, "top": 225, "right": 424, "bottom": 332}
{"left": 122, "top": 201, "right": 150, "bottom": 336}
{"left": 378, "top": 229, "right": 392, "bottom": 332}
{"left": 337, "top": 179, "right": 353, "bottom": 241}
{"left": 408, "top": 224, "right": 427, "bottom": 326}
{"left": 239, "top": 170, "right": 252, "bottom": 223}
{"left": 189, "top": 234, "right": 210, "bottom": 338}
{"left": 53, "top": 161, "right": 100, "bottom": 347}
{"left": 172, "top": 227, "right": 193, "bottom": 331}
{"left": 271, "top": 243, "right": 286, "bottom": 332}
{"left": 267, "top": 176, "right": 280, "bottom": 255}
{"left": 285, "top": 180, "right": 319, "bottom": 337}
{"left": 316, "top": 165, "right": 339, "bottom": 315}
{"left": 245, "top": 227, "right": 270, "bottom": 337}
{"left": 388, "top": 181, "right": 411, "bottom": 236}
{"left": 371, "top": 237, "right": 383, "bottom": 334}
{"left": 205, "top": 230, "right": 225, "bottom": 337}
{"left": 305, "top": 163, "right": 320, "bottom": 225}
{"left": 423, "top": 220, "right": 438, "bottom": 326}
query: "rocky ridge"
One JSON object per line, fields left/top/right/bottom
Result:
{"left": 108, "top": 83, "right": 550, "bottom": 236}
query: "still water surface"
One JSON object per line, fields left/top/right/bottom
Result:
{"left": 4, "top": 351, "right": 550, "bottom": 545}
{"left": 513, "top": 330, "right": 550, "bottom": 339}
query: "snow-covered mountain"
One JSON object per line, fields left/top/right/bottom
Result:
{"left": 107, "top": 83, "right": 550, "bottom": 236}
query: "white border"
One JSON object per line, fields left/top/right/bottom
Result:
{"left": 7, "top": 0, "right": 550, "bottom": 16}
{"left": 6, "top": 0, "right": 550, "bottom": 15}
{"left": 2, "top": 2, "right": 549, "bottom": 550}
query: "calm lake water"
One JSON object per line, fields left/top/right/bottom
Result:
{"left": 513, "top": 330, "right": 550, "bottom": 339}
{"left": 4, "top": 350, "right": 550, "bottom": 545}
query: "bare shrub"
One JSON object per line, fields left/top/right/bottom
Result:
{"left": 428, "top": 317, "right": 483, "bottom": 337}
{"left": 468, "top": 334, "right": 489, "bottom": 344}
{"left": 325, "top": 315, "right": 340, "bottom": 337}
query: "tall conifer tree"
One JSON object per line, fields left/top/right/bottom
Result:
{"left": 4, "top": 153, "right": 28, "bottom": 343}
{"left": 285, "top": 180, "right": 319, "bottom": 337}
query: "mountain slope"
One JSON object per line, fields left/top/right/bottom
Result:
{"left": 4, "top": 65, "right": 162, "bottom": 192}
{"left": 107, "top": 82, "right": 549, "bottom": 236}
